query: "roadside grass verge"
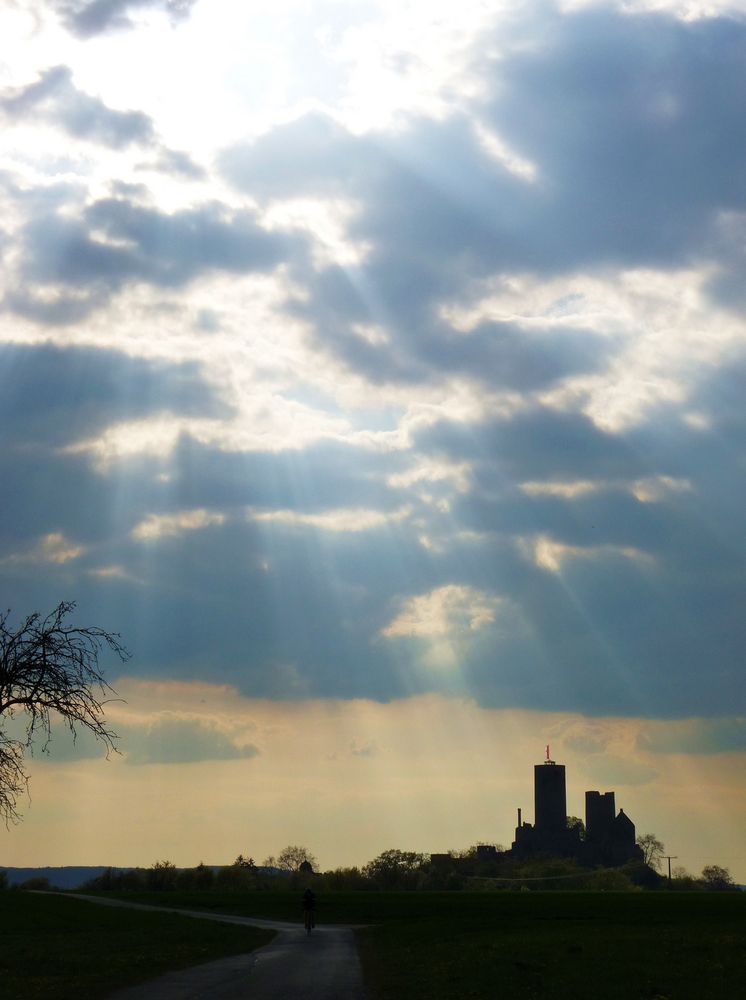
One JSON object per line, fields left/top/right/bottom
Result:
{"left": 1, "top": 891, "right": 274, "bottom": 1000}
{"left": 82, "top": 889, "right": 746, "bottom": 999}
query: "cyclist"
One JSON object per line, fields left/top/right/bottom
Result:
{"left": 302, "top": 887, "right": 316, "bottom": 934}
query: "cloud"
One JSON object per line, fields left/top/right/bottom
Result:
{"left": 216, "top": 7, "right": 746, "bottom": 395}
{"left": 132, "top": 509, "right": 227, "bottom": 541}
{"left": 0, "top": 532, "right": 85, "bottom": 567}
{"left": 146, "top": 146, "right": 205, "bottom": 180}
{"left": 1, "top": 66, "right": 156, "bottom": 148}
{"left": 248, "top": 505, "right": 412, "bottom": 534}
{"left": 0, "top": 343, "right": 227, "bottom": 450}
{"left": 123, "top": 716, "right": 259, "bottom": 765}
{"left": 638, "top": 718, "right": 746, "bottom": 755}
{"left": 480, "top": 5, "right": 746, "bottom": 271}
{"left": 52, "top": 0, "right": 197, "bottom": 38}
{"left": 382, "top": 584, "right": 500, "bottom": 639}
{"left": 2, "top": 2, "right": 746, "bottom": 729}
{"left": 9, "top": 194, "right": 293, "bottom": 321}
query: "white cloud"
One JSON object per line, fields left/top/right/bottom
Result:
{"left": 381, "top": 584, "right": 500, "bottom": 639}
{"left": 132, "top": 509, "right": 226, "bottom": 541}
{"left": 526, "top": 535, "right": 655, "bottom": 574}
{"left": 1, "top": 532, "right": 85, "bottom": 566}
{"left": 248, "top": 505, "right": 412, "bottom": 533}
{"left": 520, "top": 475, "right": 693, "bottom": 502}
{"left": 440, "top": 265, "right": 746, "bottom": 431}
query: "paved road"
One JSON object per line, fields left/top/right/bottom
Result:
{"left": 57, "top": 893, "right": 366, "bottom": 999}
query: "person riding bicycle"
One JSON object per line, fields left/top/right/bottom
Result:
{"left": 302, "top": 888, "right": 316, "bottom": 933}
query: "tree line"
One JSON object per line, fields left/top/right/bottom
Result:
{"left": 3, "top": 844, "right": 733, "bottom": 894}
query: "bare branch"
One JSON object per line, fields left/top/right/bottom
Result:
{"left": 0, "top": 601, "right": 129, "bottom": 824}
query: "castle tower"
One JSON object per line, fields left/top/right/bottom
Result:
{"left": 534, "top": 755, "right": 567, "bottom": 833}
{"left": 585, "top": 790, "right": 615, "bottom": 842}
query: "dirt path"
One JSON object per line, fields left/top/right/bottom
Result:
{"left": 58, "top": 893, "right": 366, "bottom": 999}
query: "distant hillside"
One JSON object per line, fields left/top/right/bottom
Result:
{"left": 1, "top": 864, "right": 289, "bottom": 889}
{"left": 1, "top": 867, "right": 132, "bottom": 889}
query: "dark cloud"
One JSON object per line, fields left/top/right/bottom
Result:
{"left": 221, "top": 109, "right": 619, "bottom": 387}
{"left": 8, "top": 194, "right": 293, "bottom": 321}
{"left": 219, "top": 9, "right": 746, "bottom": 386}
{"left": 1, "top": 67, "right": 204, "bottom": 182}
{"left": 1, "top": 66, "right": 155, "bottom": 148}
{"left": 285, "top": 262, "right": 613, "bottom": 387}
{"left": 52, "top": 0, "right": 196, "bottom": 38}
{"left": 145, "top": 146, "right": 206, "bottom": 180}
{"left": 224, "top": 109, "right": 547, "bottom": 323}
{"left": 2, "top": 404, "right": 746, "bottom": 718}
{"left": 0, "top": 342, "right": 228, "bottom": 451}
{"left": 418, "top": 407, "right": 641, "bottom": 483}
{"left": 4, "top": 3, "right": 746, "bottom": 726}
{"left": 219, "top": 113, "right": 374, "bottom": 201}
{"left": 482, "top": 6, "right": 746, "bottom": 268}
{"left": 638, "top": 718, "right": 746, "bottom": 755}
{"left": 164, "top": 434, "right": 409, "bottom": 514}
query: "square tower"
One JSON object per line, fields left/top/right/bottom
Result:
{"left": 585, "top": 790, "right": 615, "bottom": 842}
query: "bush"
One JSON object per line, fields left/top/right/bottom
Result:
{"left": 19, "top": 876, "right": 51, "bottom": 891}
{"left": 584, "top": 868, "right": 637, "bottom": 891}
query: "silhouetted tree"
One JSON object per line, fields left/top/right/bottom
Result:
{"left": 566, "top": 816, "right": 586, "bottom": 839}
{"left": 363, "top": 849, "right": 426, "bottom": 889}
{"left": 319, "top": 866, "right": 369, "bottom": 891}
{"left": 701, "top": 864, "right": 735, "bottom": 891}
{"left": 177, "top": 863, "right": 215, "bottom": 890}
{"left": 234, "top": 854, "right": 257, "bottom": 869}
{"left": 276, "top": 845, "right": 318, "bottom": 872}
{"left": 0, "top": 601, "right": 128, "bottom": 823}
{"left": 147, "top": 860, "right": 177, "bottom": 891}
{"left": 636, "top": 832, "right": 665, "bottom": 870}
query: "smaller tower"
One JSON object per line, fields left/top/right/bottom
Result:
{"left": 585, "top": 790, "right": 615, "bottom": 843}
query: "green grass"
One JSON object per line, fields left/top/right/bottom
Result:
{"left": 354, "top": 891, "right": 746, "bottom": 1000}
{"left": 86, "top": 888, "right": 746, "bottom": 999}
{"left": 0, "top": 891, "right": 274, "bottom": 1000}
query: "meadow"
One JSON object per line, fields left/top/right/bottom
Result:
{"left": 0, "top": 891, "right": 273, "bottom": 1000}
{"left": 83, "top": 888, "right": 745, "bottom": 999}
{"left": 4, "top": 888, "right": 744, "bottom": 998}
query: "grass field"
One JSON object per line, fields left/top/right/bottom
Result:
{"left": 0, "top": 891, "right": 274, "bottom": 1000}
{"left": 87, "top": 888, "right": 746, "bottom": 999}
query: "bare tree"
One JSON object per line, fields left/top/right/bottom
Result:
{"left": 636, "top": 831, "right": 665, "bottom": 870}
{"left": 276, "top": 845, "right": 318, "bottom": 872}
{"left": 0, "top": 601, "right": 129, "bottom": 822}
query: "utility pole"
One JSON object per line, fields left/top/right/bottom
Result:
{"left": 664, "top": 855, "right": 678, "bottom": 884}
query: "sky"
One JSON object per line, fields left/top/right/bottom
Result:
{"left": 2, "top": 0, "right": 746, "bottom": 880}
